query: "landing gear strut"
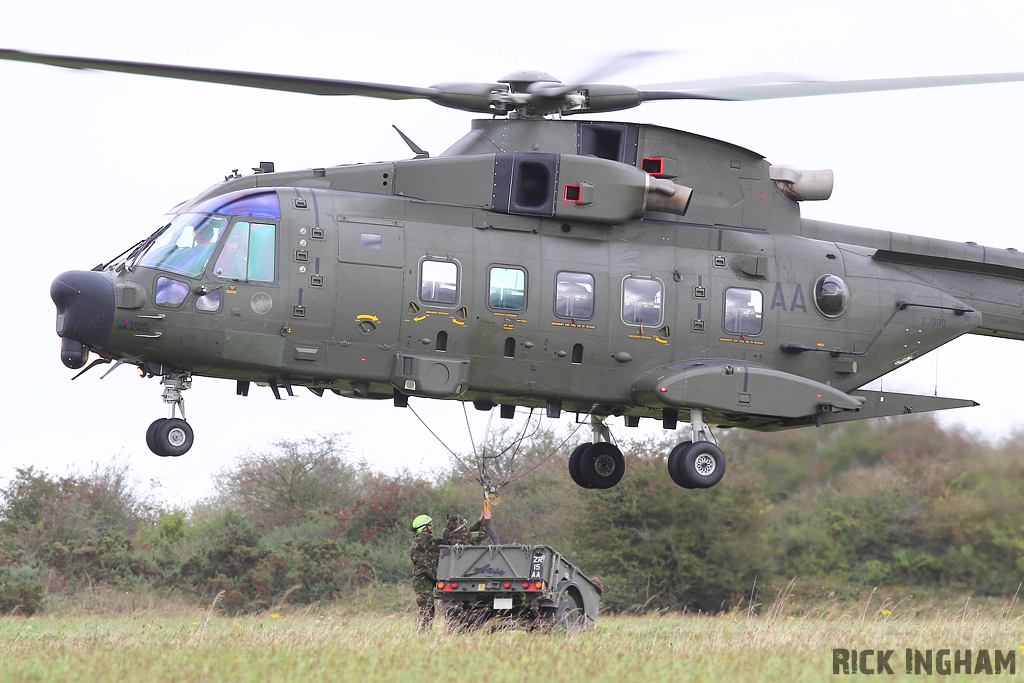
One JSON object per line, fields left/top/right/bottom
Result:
{"left": 567, "top": 415, "right": 625, "bottom": 489}
{"left": 667, "top": 408, "right": 725, "bottom": 489}
{"left": 146, "top": 372, "right": 194, "bottom": 457}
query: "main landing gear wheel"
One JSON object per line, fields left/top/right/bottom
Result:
{"left": 568, "top": 444, "right": 594, "bottom": 489}
{"left": 579, "top": 442, "right": 625, "bottom": 489}
{"left": 147, "top": 417, "right": 193, "bottom": 457}
{"left": 567, "top": 415, "right": 626, "bottom": 490}
{"left": 668, "top": 441, "right": 725, "bottom": 489}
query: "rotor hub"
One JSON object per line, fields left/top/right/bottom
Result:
{"left": 498, "top": 70, "right": 561, "bottom": 93}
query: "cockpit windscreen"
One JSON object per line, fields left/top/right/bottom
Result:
{"left": 136, "top": 214, "right": 228, "bottom": 277}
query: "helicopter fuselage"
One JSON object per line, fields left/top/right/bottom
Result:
{"left": 54, "top": 119, "right": 1022, "bottom": 440}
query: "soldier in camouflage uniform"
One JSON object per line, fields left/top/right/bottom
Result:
{"left": 410, "top": 514, "right": 441, "bottom": 632}
{"left": 442, "top": 508, "right": 492, "bottom": 545}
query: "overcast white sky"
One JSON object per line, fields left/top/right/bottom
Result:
{"left": 1, "top": 1, "right": 1021, "bottom": 507}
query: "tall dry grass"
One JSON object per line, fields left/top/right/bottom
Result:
{"left": 1, "top": 588, "right": 1021, "bottom": 682}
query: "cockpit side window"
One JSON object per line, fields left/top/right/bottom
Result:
{"left": 214, "top": 224, "right": 249, "bottom": 280}
{"left": 248, "top": 223, "right": 276, "bottom": 282}
{"left": 214, "top": 221, "right": 277, "bottom": 282}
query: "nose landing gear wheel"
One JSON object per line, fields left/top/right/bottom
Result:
{"left": 146, "top": 418, "right": 170, "bottom": 457}
{"left": 147, "top": 417, "right": 193, "bottom": 457}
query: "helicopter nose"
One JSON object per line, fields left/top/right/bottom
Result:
{"left": 50, "top": 270, "right": 115, "bottom": 364}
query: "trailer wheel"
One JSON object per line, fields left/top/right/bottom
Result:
{"left": 553, "top": 590, "right": 585, "bottom": 633}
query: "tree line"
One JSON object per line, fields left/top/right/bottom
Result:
{"left": 1, "top": 417, "right": 1021, "bottom": 615}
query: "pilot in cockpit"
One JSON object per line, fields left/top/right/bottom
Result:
{"left": 214, "top": 230, "right": 248, "bottom": 279}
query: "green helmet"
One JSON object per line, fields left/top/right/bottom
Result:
{"left": 412, "top": 514, "right": 433, "bottom": 532}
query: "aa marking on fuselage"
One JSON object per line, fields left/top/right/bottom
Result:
{"left": 770, "top": 282, "right": 807, "bottom": 312}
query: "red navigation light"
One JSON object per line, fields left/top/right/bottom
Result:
{"left": 449, "top": 582, "right": 458, "bottom": 589}
{"left": 522, "top": 582, "right": 530, "bottom": 589}
{"left": 503, "top": 582, "right": 511, "bottom": 589}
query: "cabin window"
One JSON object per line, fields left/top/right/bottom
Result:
{"left": 554, "top": 271, "right": 595, "bottom": 320}
{"left": 723, "top": 287, "right": 763, "bottom": 335}
{"left": 488, "top": 266, "right": 527, "bottom": 311}
{"left": 813, "top": 274, "right": 850, "bottom": 318}
{"left": 420, "top": 259, "right": 458, "bottom": 304}
{"left": 622, "top": 277, "right": 663, "bottom": 326}
{"left": 213, "top": 220, "right": 278, "bottom": 283}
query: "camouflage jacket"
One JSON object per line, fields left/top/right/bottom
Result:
{"left": 410, "top": 531, "right": 442, "bottom": 580}
{"left": 442, "top": 516, "right": 491, "bottom": 545}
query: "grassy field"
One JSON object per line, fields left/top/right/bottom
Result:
{"left": 1, "top": 590, "right": 1022, "bottom": 682}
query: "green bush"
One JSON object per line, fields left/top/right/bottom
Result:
{"left": 41, "top": 531, "right": 148, "bottom": 588}
{"left": 3, "top": 416, "right": 1023, "bottom": 613}
{"left": 574, "top": 446, "right": 768, "bottom": 613}
{"left": 177, "top": 511, "right": 374, "bottom": 612}
{"left": 211, "top": 434, "right": 362, "bottom": 530}
{"left": 0, "top": 563, "right": 45, "bottom": 615}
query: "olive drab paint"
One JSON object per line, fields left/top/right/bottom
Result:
{"left": 13, "top": 48, "right": 1021, "bottom": 490}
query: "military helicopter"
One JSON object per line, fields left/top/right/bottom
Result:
{"left": 4, "top": 49, "right": 1022, "bottom": 491}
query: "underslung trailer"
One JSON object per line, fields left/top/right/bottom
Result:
{"left": 434, "top": 543, "right": 602, "bottom": 631}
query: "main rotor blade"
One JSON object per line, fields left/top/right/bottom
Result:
{"left": 641, "top": 72, "right": 1024, "bottom": 101}
{"left": 532, "top": 50, "right": 670, "bottom": 99}
{"left": 0, "top": 48, "right": 437, "bottom": 99}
